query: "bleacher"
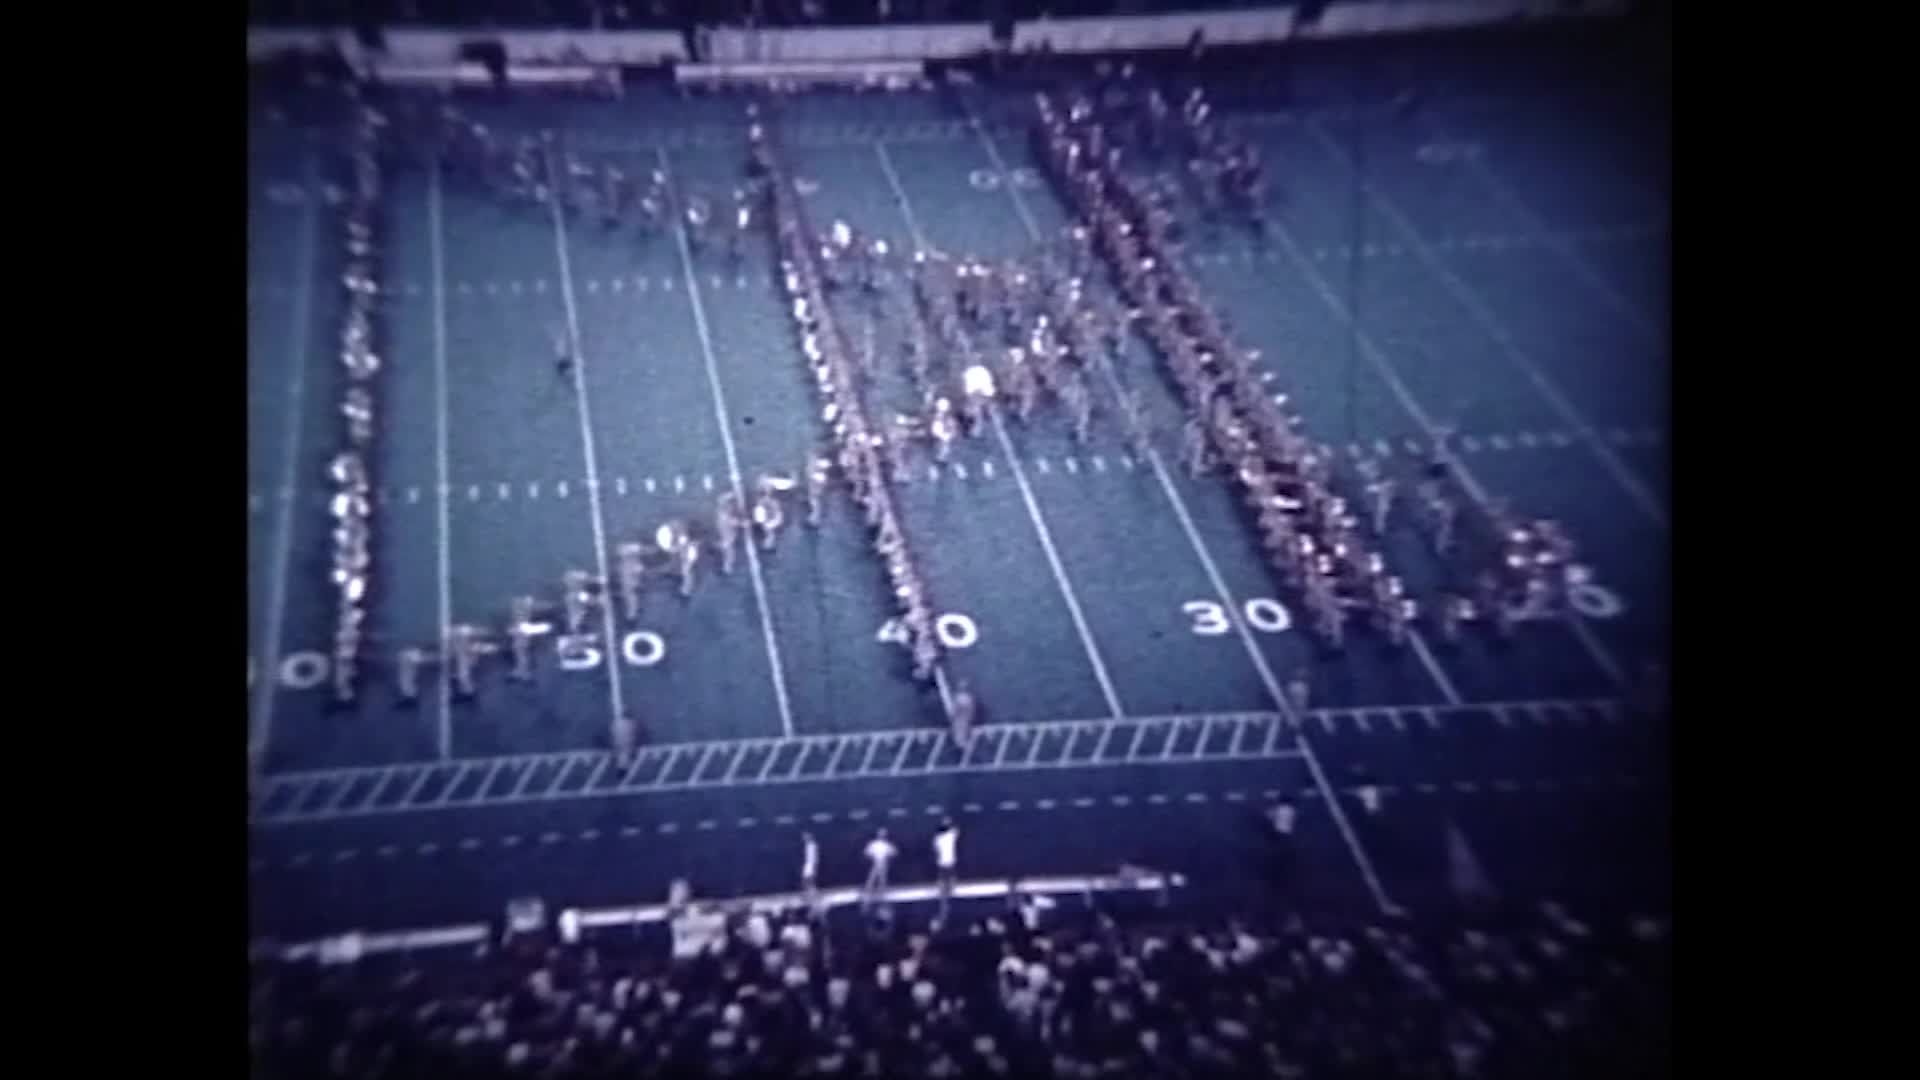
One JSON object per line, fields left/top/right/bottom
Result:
{"left": 250, "top": 886, "right": 1671, "bottom": 1079}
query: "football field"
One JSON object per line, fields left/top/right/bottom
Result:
{"left": 247, "top": 31, "right": 1669, "bottom": 940}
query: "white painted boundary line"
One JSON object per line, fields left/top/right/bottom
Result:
{"left": 250, "top": 153, "right": 320, "bottom": 776}
{"left": 965, "top": 113, "right": 1408, "bottom": 914}
{"left": 429, "top": 160, "right": 455, "bottom": 760}
{"left": 260, "top": 708, "right": 1309, "bottom": 786}
{"left": 545, "top": 153, "right": 628, "bottom": 731}
{"left": 1303, "top": 118, "right": 1668, "bottom": 532}
{"left": 1255, "top": 183, "right": 1627, "bottom": 687}
{"left": 657, "top": 148, "right": 796, "bottom": 739}
{"left": 875, "top": 139, "right": 1125, "bottom": 721}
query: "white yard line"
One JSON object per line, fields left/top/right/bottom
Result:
{"left": 544, "top": 156, "right": 627, "bottom": 732}
{"left": 429, "top": 161, "right": 454, "bottom": 759}
{"left": 876, "top": 139, "right": 1125, "bottom": 721}
{"left": 1303, "top": 117, "right": 1668, "bottom": 532}
{"left": 1256, "top": 190, "right": 1627, "bottom": 687}
{"left": 1451, "top": 137, "right": 1665, "bottom": 345}
{"left": 969, "top": 115, "right": 1408, "bottom": 914}
{"left": 657, "top": 147, "right": 796, "bottom": 739}
{"left": 249, "top": 153, "right": 320, "bottom": 776}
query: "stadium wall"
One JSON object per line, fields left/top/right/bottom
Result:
{"left": 246, "top": 0, "right": 1631, "bottom": 70}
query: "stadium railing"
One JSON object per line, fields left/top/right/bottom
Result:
{"left": 258, "top": 869, "right": 1182, "bottom": 966}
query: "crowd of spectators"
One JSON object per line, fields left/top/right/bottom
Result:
{"left": 251, "top": 892, "right": 1670, "bottom": 1079}
{"left": 247, "top": 1, "right": 1285, "bottom": 31}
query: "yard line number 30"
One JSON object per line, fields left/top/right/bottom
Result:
{"left": 1181, "top": 584, "right": 1625, "bottom": 637}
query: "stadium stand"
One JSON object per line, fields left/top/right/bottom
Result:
{"left": 250, "top": 893, "right": 1670, "bottom": 1078}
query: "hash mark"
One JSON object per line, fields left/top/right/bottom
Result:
{"left": 1063, "top": 457, "right": 1078, "bottom": 474}
{"left": 467, "top": 485, "right": 479, "bottom": 501}
{"left": 954, "top": 463, "right": 968, "bottom": 480}
{"left": 498, "top": 483, "right": 511, "bottom": 501}
{"left": 982, "top": 460, "right": 994, "bottom": 478}
{"left": 645, "top": 477, "right": 656, "bottom": 493}
{"left": 528, "top": 482, "right": 540, "bottom": 500}
{"left": 1035, "top": 457, "right": 1050, "bottom": 474}
{"left": 616, "top": 477, "right": 628, "bottom": 496}
{"left": 1091, "top": 455, "right": 1106, "bottom": 473}
{"left": 703, "top": 475, "right": 714, "bottom": 492}
{"left": 556, "top": 481, "right": 570, "bottom": 498}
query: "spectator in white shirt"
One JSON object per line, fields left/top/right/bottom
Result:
{"left": 933, "top": 819, "right": 960, "bottom": 890}
{"left": 800, "top": 832, "right": 820, "bottom": 907}
{"left": 862, "top": 828, "right": 897, "bottom": 907}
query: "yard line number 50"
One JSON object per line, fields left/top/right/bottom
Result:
{"left": 248, "top": 631, "right": 670, "bottom": 692}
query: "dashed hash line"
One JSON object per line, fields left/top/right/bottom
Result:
{"left": 247, "top": 426, "right": 1663, "bottom": 510}
{"left": 253, "top": 774, "right": 1644, "bottom": 872}
{"left": 245, "top": 222, "right": 1666, "bottom": 300}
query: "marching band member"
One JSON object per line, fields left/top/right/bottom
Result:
{"left": 714, "top": 491, "right": 745, "bottom": 575}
